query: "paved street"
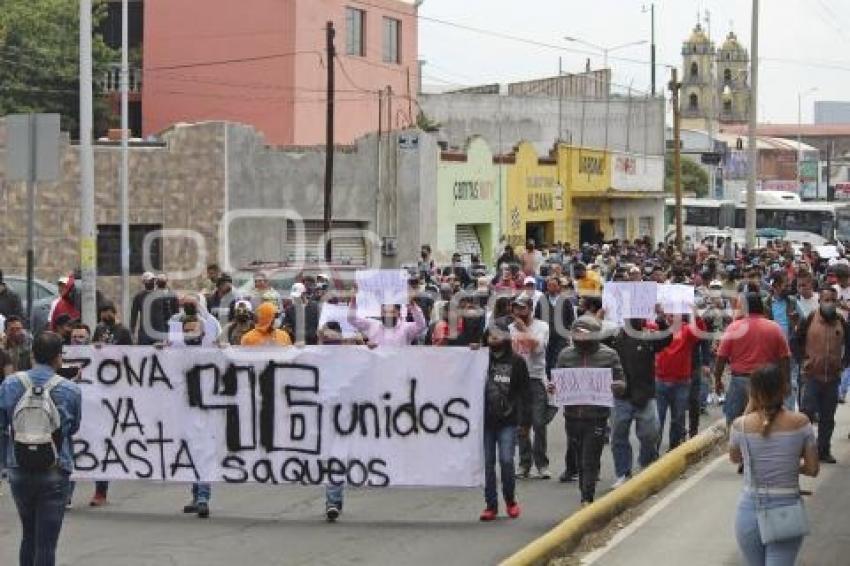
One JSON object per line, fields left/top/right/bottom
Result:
{"left": 585, "top": 404, "right": 850, "bottom": 566}
{"left": 0, "top": 412, "right": 629, "bottom": 566}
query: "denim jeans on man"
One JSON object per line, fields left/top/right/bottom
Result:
{"left": 518, "top": 380, "right": 549, "bottom": 471}
{"left": 735, "top": 492, "right": 804, "bottom": 566}
{"left": 326, "top": 485, "right": 344, "bottom": 510}
{"left": 838, "top": 366, "right": 850, "bottom": 400}
{"left": 801, "top": 378, "right": 840, "bottom": 457}
{"left": 655, "top": 381, "right": 689, "bottom": 450}
{"left": 191, "top": 483, "right": 211, "bottom": 505}
{"left": 724, "top": 375, "right": 751, "bottom": 425}
{"left": 8, "top": 468, "right": 70, "bottom": 566}
{"left": 611, "top": 399, "right": 660, "bottom": 478}
{"left": 484, "top": 425, "right": 517, "bottom": 509}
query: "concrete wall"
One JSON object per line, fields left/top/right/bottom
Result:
{"left": 419, "top": 93, "right": 666, "bottom": 157}
{"left": 0, "top": 120, "right": 226, "bottom": 301}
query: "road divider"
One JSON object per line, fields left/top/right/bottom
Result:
{"left": 500, "top": 419, "right": 728, "bottom": 566}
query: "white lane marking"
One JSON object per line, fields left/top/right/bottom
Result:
{"left": 581, "top": 454, "right": 728, "bottom": 565}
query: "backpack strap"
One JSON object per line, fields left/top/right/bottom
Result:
{"left": 43, "top": 375, "right": 64, "bottom": 393}
{"left": 15, "top": 371, "right": 32, "bottom": 390}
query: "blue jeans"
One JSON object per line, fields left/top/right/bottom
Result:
{"left": 725, "top": 375, "right": 751, "bottom": 425}
{"left": 611, "top": 399, "right": 660, "bottom": 478}
{"left": 8, "top": 468, "right": 70, "bottom": 566}
{"left": 326, "top": 485, "right": 344, "bottom": 509}
{"left": 838, "top": 366, "right": 850, "bottom": 399}
{"left": 518, "top": 380, "right": 549, "bottom": 470}
{"left": 783, "top": 361, "right": 799, "bottom": 411}
{"left": 735, "top": 492, "right": 804, "bottom": 566}
{"left": 801, "top": 378, "right": 840, "bottom": 457}
{"left": 655, "top": 381, "right": 689, "bottom": 450}
{"left": 484, "top": 424, "right": 517, "bottom": 509}
{"left": 191, "top": 483, "right": 211, "bottom": 504}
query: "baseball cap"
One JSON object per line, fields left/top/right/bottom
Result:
{"left": 511, "top": 295, "right": 533, "bottom": 308}
{"left": 572, "top": 315, "right": 602, "bottom": 335}
{"left": 57, "top": 275, "right": 70, "bottom": 285}
{"left": 290, "top": 282, "right": 307, "bottom": 298}
{"left": 523, "top": 276, "right": 536, "bottom": 286}
{"left": 234, "top": 299, "right": 253, "bottom": 312}
{"left": 709, "top": 279, "right": 723, "bottom": 289}
{"left": 141, "top": 272, "right": 155, "bottom": 282}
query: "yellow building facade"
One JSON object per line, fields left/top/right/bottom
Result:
{"left": 556, "top": 145, "right": 613, "bottom": 245}
{"left": 501, "top": 142, "right": 568, "bottom": 248}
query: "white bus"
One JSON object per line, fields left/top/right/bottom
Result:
{"left": 665, "top": 195, "right": 850, "bottom": 246}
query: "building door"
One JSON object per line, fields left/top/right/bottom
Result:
{"left": 579, "top": 219, "right": 602, "bottom": 245}
{"left": 525, "top": 221, "right": 553, "bottom": 248}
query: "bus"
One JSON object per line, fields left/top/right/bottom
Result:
{"left": 665, "top": 194, "right": 850, "bottom": 246}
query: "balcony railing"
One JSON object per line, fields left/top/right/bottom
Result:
{"left": 103, "top": 64, "right": 142, "bottom": 94}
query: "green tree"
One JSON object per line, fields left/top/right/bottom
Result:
{"left": 0, "top": 0, "right": 117, "bottom": 138}
{"left": 664, "top": 154, "right": 710, "bottom": 197}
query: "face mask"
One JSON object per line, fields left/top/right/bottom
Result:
{"left": 820, "top": 304, "right": 838, "bottom": 320}
{"left": 156, "top": 281, "right": 167, "bottom": 289}
{"left": 574, "top": 339, "right": 597, "bottom": 352}
{"left": 183, "top": 304, "right": 198, "bottom": 316}
{"left": 144, "top": 281, "right": 155, "bottom": 291}
{"left": 184, "top": 336, "right": 203, "bottom": 347}
{"left": 102, "top": 315, "right": 116, "bottom": 326}
{"left": 382, "top": 316, "right": 398, "bottom": 328}
{"left": 235, "top": 312, "right": 249, "bottom": 323}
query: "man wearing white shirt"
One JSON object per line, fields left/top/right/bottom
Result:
{"left": 509, "top": 295, "right": 551, "bottom": 479}
{"left": 796, "top": 272, "right": 819, "bottom": 320}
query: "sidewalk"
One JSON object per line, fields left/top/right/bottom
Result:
{"left": 583, "top": 404, "right": 850, "bottom": 566}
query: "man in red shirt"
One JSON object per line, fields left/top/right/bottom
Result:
{"left": 713, "top": 290, "right": 792, "bottom": 424}
{"left": 655, "top": 314, "right": 705, "bottom": 450}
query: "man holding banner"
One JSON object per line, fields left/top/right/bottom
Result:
{"left": 552, "top": 316, "right": 625, "bottom": 505}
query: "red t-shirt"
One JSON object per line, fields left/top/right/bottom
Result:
{"left": 656, "top": 319, "right": 704, "bottom": 383}
{"left": 717, "top": 315, "right": 791, "bottom": 375}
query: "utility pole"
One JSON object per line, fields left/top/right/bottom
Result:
{"left": 120, "top": 0, "right": 130, "bottom": 324}
{"left": 80, "top": 0, "right": 97, "bottom": 328}
{"left": 26, "top": 116, "right": 36, "bottom": 323}
{"left": 650, "top": 4, "right": 656, "bottom": 96}
{"left": 745, "top": 0, "right": 759, "bottom": 248}
{"left": 323, "top": 21, "right": 335, "bottom": 263}
{"left": 669, "top": 68, "right": 683, "bottom": 250}
{"left": 558, "top": 57, "right": 563, "bottom": 141}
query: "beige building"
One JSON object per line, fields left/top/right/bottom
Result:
{"left": 680, "top": 23, "right": 750, "bottom": 130}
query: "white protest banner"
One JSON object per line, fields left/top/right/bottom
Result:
{"left": 356, "top": 269, "right": 410, "bottom": 318}
{"left": 602, "top": 282, "right": 657, "bottom": 326}
{"left": 317, "top": 303, "right": 359, "bottom": 338}
{"left": 64, "top": 346, "right": 487, "bottom": 487}
{"left": 658, "top": 284, "right": 695, "bottom": 315}
{"left": 817, "top": 245, "right": 840, "bottom": 259}
{"left": 550, "top": 368, "right": 613, "bottom": 407}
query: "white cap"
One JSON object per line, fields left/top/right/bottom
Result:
{"left": 523, "top": 276, "right": 536, "bottom": 286}
{"left": 290, "top": 282, "right": 307, "bottom": 298}
{"left": 709, "top": 279, "right": 723, "bottom": 289}
{"left": 142, "top": 271, "right": 155, "bottom": 281}
{"left": 234, "top": 299, "right": 253, "bottom": 312}
{"left": 57, "top": 275, "right": 70, "bottom": 285}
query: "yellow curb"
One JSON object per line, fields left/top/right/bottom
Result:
{"left": 500, "top": 418, "right": 728, "bottom": 566}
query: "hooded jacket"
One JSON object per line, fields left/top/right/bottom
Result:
{"left": 241, "top": 303, "right": 292, "bottom": 346}
{"left": 485, "top": 347, "right": 532, "bottom": 429}
{"left": 612, "top": 318, "right": 672, "bottom": 407}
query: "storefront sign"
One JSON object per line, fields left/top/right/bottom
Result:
{"left": 453, "top": 180, "right": 493, "bottom": 201}
{"left": 527, "top": 192, "right": 553, "bottom": 212}
{"left": 526, "top": 176, "right": 556, "bottom": 188}
{"left": 579, "top": 155, "right": 606, "bottom": 177}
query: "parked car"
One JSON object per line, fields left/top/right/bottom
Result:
{"left": 3, "top": 275, "right": 58, "bottom": 312}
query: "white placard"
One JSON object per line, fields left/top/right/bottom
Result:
{"left": 317, "top": 303, "right": 359, "bottom": 338}
{"left": 602, "top": 282, "right": 658, "bottom": 326}
{"left": 64, "top": 346, "right": 487, "bottom": 487}
{"left": 356, "top": 269, "right": 409, "bottom": 318}
{"left": 817, "top": 245, "right": 840, "bottom": 259}
{"left": 658, "top": 284, "right": 695, "bottom": 314}
{"left": 550, "top": 368, "right": 613, "bottom": 407}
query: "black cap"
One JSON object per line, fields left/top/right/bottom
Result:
{"left": 55, "top": 313, "right": 73, "bottom": 327}
{"left": 217, "top": 273, "right": 233, "bottom": 284}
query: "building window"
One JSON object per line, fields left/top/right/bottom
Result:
{"left": 724, "top": 99, "right": 732, "bottom": 113}
{"left": 96, "top": 224, "right": 163, "bottom": 276}
{"left": 724, "top": 68, "right": 732, "bottom": 84}
{"left": 689, "top": 93, "right": 699, "bottom": 110}
{"left": 690, "top": 62, "right": 698, "bottom": 78}
{"left": 346, "top": 7, "right": 365, "bottom": 57}
{"left": 382, "top": 17, "right": 401, "bottom": 64}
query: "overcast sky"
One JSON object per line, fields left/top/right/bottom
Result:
{"left": 418, "top": 0, "right": 849, "bottom": 124}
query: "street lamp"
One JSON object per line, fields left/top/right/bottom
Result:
{"left": 798, "top": 87, "right": 818, "bottom": 196}
{"left": 563, "top": 36, "right": 647, "bottom": 70}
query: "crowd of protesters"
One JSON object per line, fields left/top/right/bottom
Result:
{"left": 1, "top": 232, "right": 848, "bottom": 564}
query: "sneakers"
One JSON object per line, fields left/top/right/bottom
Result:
{"left": 517, "top": 465, "right": 531, "bottom": 479}
{"left": 197, "top": 502, "right": 210, "bottom": 519}
{"left": 506, "top": 501, "right": 521, "bottom": 519}
{"left": 326, "top": 505, "right": 341, "bottom": 523}
{"left": 89, "top": 494, "right": 107, "bottom": 507}
{"left": 559, "top": 471, "right": 578, "bottom": 483}
{"left": 479, "top": 507, "right": 498, "bottom": 521}
{"left": 65, "top": 500, "right": 73, "bottom": 510}
{"left": 611, "top": 475, "right": 630, "bottom": 489}
{"left": 536, "top": 467, "right": 552, "bottom": 480}
{"left": 183, "top": 502, "right": 198, "bottom": 514}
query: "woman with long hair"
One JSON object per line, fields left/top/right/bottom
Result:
{"left": 729, "top": 364, "right": 819, "bottom": 565}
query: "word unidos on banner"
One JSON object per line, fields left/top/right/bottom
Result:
{"left": 65, "top": 347, "right": 484, "bottom": 488}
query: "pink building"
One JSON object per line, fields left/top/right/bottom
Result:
{"left": 142, "top": 0, "right": 419, "bottom": 145}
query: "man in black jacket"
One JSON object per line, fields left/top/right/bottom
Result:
{"left": 609, "top": 307, "right": 671, "bottom": 488}
{"left": 480, "top": 326, "right": 531, "bottom": 521}
{"left": 0, "top": 270, "right": 23, "bottom": 319}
